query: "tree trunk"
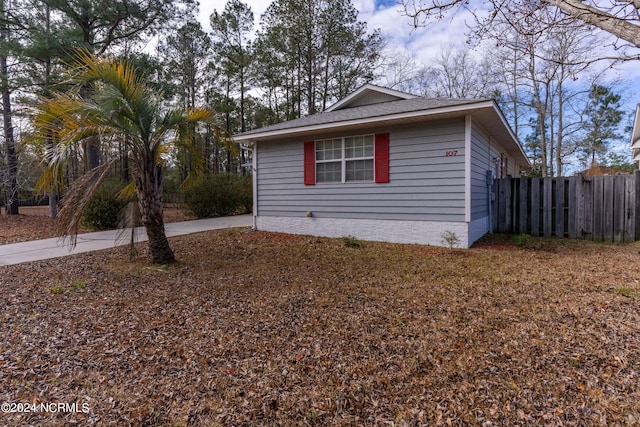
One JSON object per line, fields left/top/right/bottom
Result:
{"left": 48, "top": 191, "right": 57, "bottom": 218}
{"left": 556, "top": 77, "right": 564, "bottom": 177}
{"left": 1, "top": 0, "right": 18, "bottom": 215}
{"left": 136, "top": 166, "right": 175, "bottom": 264}
{"left": 45, "top": 5, "right": 56, "bottom": 218}
{"left": 2, "top": 77, "right": 18, "bottom": 215}
{"left": 144, "top": 221, "right": 175, "bottom": 264}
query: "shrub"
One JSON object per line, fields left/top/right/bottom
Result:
{"left": 182, "top": 173, "right": 252, "bottom": 219}
{"left": 342, "top": 235, "right": 364, "bottom": 248}
{"left": 238, "top": 174, "right": 253, "bottom": 214}
{"left": 511, "top": 233, "right": 531, "bottom": 247}
{"left": 440, "top": 230, "right": 461, "bottom": 250}
{"left": 82, "top": 182, "right": 128, "bottom": 230}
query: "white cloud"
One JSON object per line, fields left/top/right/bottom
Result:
{"left": 194, "top": 0, "right": 639, "bottom": 105}
{"left": 196, "top": 0, "right": 471, "bottom": 64}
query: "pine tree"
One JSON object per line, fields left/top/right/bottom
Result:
{"left": 580, "top": 85, "right": 623, "bottom": 167}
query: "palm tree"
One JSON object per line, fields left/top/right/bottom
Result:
{"left": 33, "top": 51, "right": 217, "bottom": 264}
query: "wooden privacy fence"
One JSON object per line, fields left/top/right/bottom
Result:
{"left": 492, "top": 171, "right": 640, "bottom": 243}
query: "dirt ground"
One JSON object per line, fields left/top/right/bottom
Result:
{"left": 0, "top": 226, "right": 639, "bottom": 426}
{"left": 0, "top": 205, "right": 193, "bottom": 245}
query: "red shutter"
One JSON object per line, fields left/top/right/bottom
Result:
{"left": 374, "top": 133, "right": 389, "bottom": 183}
{"left": 303, "top": 141, "right": 315, "bottom": 185}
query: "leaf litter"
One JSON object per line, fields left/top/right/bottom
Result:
{"left": 0, "top": 229, "right": 639, "bottom": 426}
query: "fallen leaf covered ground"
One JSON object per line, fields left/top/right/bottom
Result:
{"left": 1, "top": 227, "right": 639, "bottom": 426}
{"left": 0, "top": 205, "right": 192, "bottom": 245}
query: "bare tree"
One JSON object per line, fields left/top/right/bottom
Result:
{"left": 415, "top": 44, "right": 499, "bottom": 99}
{"left": 375, "top": 50, "right": 421, "bottom": 93}
{"left": 400, "top": 0, "right": 640, "bottom": 52}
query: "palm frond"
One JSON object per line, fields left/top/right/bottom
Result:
{"left": 56, "top": 160, "right": 116, "bottom": 248}
{"left": 116, "top": 199, "right": 141, "bottom": 260}
{"left": 117, "top": 182, "right": 137, "bottom": 199}
{"left": 68, "top": 50, "right": 158, "bottom": 146}
{"left": 35, "top": 163, "right": 65, "bottom": 196}
{"left": 185, "top": 107, "right": 217, "bottom": 123}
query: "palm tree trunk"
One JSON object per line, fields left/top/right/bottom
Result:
{"left": 144, "top": 220, "right": 174, "bottom": 264}
{"left": 136, "top": 167, "right": 175, "bottom": 264}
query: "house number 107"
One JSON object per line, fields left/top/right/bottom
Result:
{"left": 445, "top": 150, "right": 458, "bottom": 157}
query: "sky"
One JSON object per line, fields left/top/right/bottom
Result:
{"left": 196, "top": 0, "right": 640, "bottom": 158}
{"left": 196, "top": 0, "right": 640, "bottom": 93}
{"left": 196, "top": 0, "right": 465, "bottom": 64}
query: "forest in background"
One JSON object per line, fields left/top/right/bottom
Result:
{"left": 0, "top": 0, "right": 637, "bottom": 217}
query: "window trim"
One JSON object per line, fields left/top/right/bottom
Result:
{"left": 315, "top": 134, "right": 375, "bottom": 183}
{"left": 303, "top": 132, "right": 389, "bottom": 185}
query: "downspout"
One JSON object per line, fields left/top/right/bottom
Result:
{"left": 464, "top": 115, "right": 472, "bottom": 224}
{"left": 487, "top": 169, "right": 494, "bottom": 234}
{"left": 251, "top": 141, "right": 257, "bottom": 230}
{"left": 241, "top": 141, "right": 258, "bottom": 230}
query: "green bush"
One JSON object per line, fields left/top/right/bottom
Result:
{"left": 182, "top": 173, "right": 252, "bottom": 219}
{"left": 238, "top": 174, "right": 253, "bottom": 213}
{"left": 82, "top": 182, "right": 128, "bottom": 230}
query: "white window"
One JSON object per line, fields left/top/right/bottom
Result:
{"left": 315, "top": 135, "right": 374, "bottom": 183}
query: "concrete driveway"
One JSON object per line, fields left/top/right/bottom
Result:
{"left": 0, "top": 214, "right": 253, "bottom": 266}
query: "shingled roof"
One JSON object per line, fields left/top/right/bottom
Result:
{"left": 235, "top": 97, "right": 483, "bottom": 138}
{"left": 232, "top": 84, "right": 528, "bottom": 166}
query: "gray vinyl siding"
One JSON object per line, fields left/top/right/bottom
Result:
{"left": 470, "top": 119, "right": 520, "bottom": 221}
{"left": 256, "top": 118, "right": 466, "bottom": 222}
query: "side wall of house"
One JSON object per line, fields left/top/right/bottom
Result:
{"left": 256, "top": 118, "right": 469, "bottom": 246}
{"left": 469, "top": 118, "right": 521, "bottom": 244}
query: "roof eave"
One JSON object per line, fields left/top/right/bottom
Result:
{"left": 631, "top": 104, "right": 640, "bottom": 147}
{"left": 234, "top": 100, "right": 530, "bottom": 169}
{"left": 234, "top": 101, "right": 494, "bottom": 142}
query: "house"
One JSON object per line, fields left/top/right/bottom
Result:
{"left": 631, "top": 103, "right": 640, "bottom": 168}
{"left": 233, "top": 84, "right": 530, "bottom": 248}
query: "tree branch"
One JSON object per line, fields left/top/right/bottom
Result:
{"left": 544, "top": 0, "right": 640, "bottom": 46}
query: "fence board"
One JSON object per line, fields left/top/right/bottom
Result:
{"left": 497, "top": 179, "right": 506, "bottom": 233}
{"left": 492, "top": 174, "right": 638, "bottom": 243}
{"left": 505, "top": 179, "right": 512, "bottom": 233}
{"left": 543, "top": 179, "right": 553, "bottom": 237}
{"left": 556, "top": 178, "right": 565, "bottom": 237}
{"left": 530, "top": 178, "right": 540, "bottom": 236}
{"left": 568, "top": 176, "right": 578, "bottom": 238}
{"left": 519, "top": 178, "right": 528, "bottom": 234}
{"left": 614, "top": 175, "right": 626, "bottom": 243}
{"left": 635, "top": 170, "right": 640, "bottom": 241}
{"left": 603, "top": 177, "right": 614, "bottom": 242}
{"left": 583, "top": 177, "right": 593, "bottom": 239}
{"left": 624, "top": 175, "right": 635, "bottom": 243}
{"left": 593, "top": 177, "right": 604, "bottom": 241}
